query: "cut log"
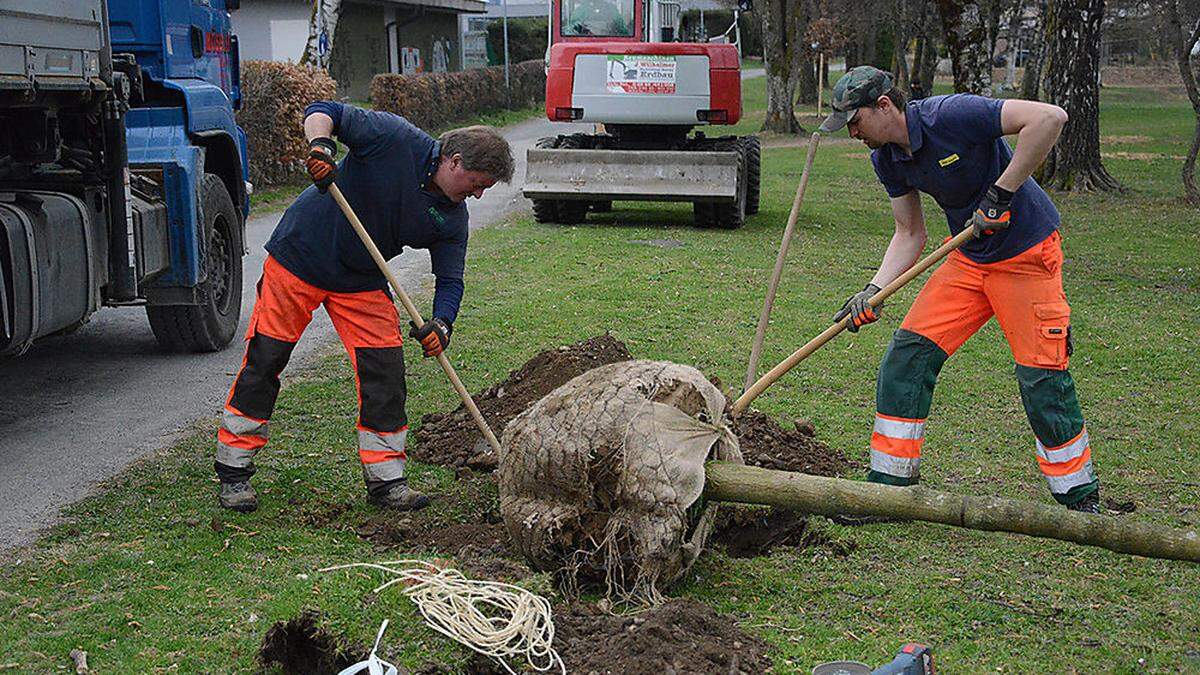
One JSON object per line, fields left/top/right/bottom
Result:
{"left": 705, "top": 462, "right": 1200, "bottom": 563}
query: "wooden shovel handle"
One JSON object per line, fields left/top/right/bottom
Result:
{"left": 732, "top": 226, "right": 976, "bottom": 415}
{"left": 744, "top": 132, "right": 821, "bottom": 392}
{"left": 328, "top": 184, "right": 502, "bottom": 455}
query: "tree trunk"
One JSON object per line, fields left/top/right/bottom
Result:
{"left": 1038, "top": 0, "right": 1123, "bottom": 192}
{"left": 910, "top": 1, "right": 939, "bottom": 100}
{"left": 1167, "top": 0, "right": 1200, "bottom": 205}
{"left": 797, "top": 51, "right": 818, "bottom": 105}
{"left": 893, "top": 0, "right": 913, "bottom": 94}
{"left": 935, "top": 0, "right": 994, "bottom": 95}
{"left": 300, "top": 0, "right": 344, "bottom": 67}
{"left": 704, "top": 462, "right": 1200, "bottom": 563}
{"left": 760, "top": 0, "right": 805, "bottom": 133}
{"left": 1021, "top": 0, "right": 1047, "bottom": 99}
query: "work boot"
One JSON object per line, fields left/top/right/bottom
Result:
{"left": 219, "top": 481, "right": 258, "bottom": 513}
{"left": 367, "top": 480, "right": 430, "bottom": 511}
{"left": 1067, "top": 488, "right": 1101, "bottom": 514}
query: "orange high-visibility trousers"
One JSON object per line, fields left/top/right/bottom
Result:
{"left": 215, "top": 255, "right": 409, "bottom": 489}
{"left": 869, "top": 231, "right": 1098, "bottom": 505}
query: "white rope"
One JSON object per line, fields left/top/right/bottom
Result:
{"left": 321, "top": 559, "right": 565, "bottom": 675}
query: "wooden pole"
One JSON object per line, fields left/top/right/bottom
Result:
{"left": 705, "top": 462, "right": 1200, "bottom": 563}
{"left": 817, "top": 52, "right": 825, "bottom": 117}
{"left": 744, "top": 132, "right": 821, "bottom": 392}
{"left": 732, "top": 227, "right": 976, "bottom": 415}
{"left": 328, "top": 184, "right": 502, "bottom": 455}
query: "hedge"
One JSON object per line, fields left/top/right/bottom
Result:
{"left": 237, "top": 60, "right": 339, "bottom": 187}
{"left": 370, "top": 60, "right": 546, "bottom": 133}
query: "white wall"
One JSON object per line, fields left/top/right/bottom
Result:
{"left": 231, "top": 0, "right": 310, "bottom": 62}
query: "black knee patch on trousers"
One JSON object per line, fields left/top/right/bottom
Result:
{"left": 355, "top": 346, "right": 407, "bottom": 431}
{"left": 229, "top": 333, "right": 297, "bottom": 421}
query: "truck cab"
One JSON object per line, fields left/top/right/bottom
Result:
{"left": 0, "top": 0, "right": 249, "bottom": 355}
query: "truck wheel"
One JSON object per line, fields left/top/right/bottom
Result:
{"left": 708, "top": 143, "right": 747, "bottom": 229}
{"left": 741, "top": 136, "right": 761, "bottom": 215}
{"left": 147, "top": 174, "right": 244, "bottom": 352}
{"left": 591, "top": 201, "right": 612, "bottom": 213}
{"left": 531, "top": 136, "right": 560, "bottom": 224}
{"left": 552, "top": 135, "right": 592, "bottom": 224}
{"left": 693, "top": 202, "right": 714, "bottom": 228}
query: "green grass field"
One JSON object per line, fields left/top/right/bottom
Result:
{"left": 0, "top": 77, "right": 1196, "bottom": 672}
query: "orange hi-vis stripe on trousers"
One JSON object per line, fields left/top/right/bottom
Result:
{"left": 869, "top": 413, "right": 926, "bottom": 479}
{"left": 216, "top": 255, "right": 409, "bottom": 486}
{"left": 1036, "top": 426, "right": 1096, "bottom": 494}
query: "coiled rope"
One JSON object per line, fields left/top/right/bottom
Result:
{"left": 321, "top": 559, "right": 565, "bottom": 675}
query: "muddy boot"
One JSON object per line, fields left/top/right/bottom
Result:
{"left": 367, "top": 479, "right": 430, "bottom": 511}
{"left": 219, "top": 481, "right": 258, "bottom": 513}
{"left": 1067, "top": 487, "right": 1101, "bottom": 514}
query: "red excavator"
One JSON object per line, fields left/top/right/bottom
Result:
{"left": 522, "top": 0, "right": 759, "bottom": 228}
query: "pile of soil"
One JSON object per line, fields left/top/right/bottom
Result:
{"left": 415, "top": 333, "right": 633, "bottom": 470}
{"left": 551, "top": 599, "right": 772, "bottom": 675}
{"left": 733, "top": 410, "right": 851, "bottom": 477}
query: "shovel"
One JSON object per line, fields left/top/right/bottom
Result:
{"left": 328, "top": 183, "right": 502, "bottom": 455}
{"left": 733, "top": 225, "right": 977, "bottom": 415}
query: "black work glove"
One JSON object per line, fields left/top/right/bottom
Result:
{"left": 408, "top": 318, "right": 452, "bottom": 358}
{"left": 833, "top": 283, "right": 883, "bottom": 333}
{"left": 971, "top": 184, "right": 1013, "bottom": 237}
{"left": 305, "top": 137, "right": 338, "bottom": 192}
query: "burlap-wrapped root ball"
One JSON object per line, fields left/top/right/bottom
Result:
{"left": 497, "top": 360, "right": 742, "bottom": 602}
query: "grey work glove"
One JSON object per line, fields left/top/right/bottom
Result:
{"left": 833, "top": 283, "right": 883, "bottom": 333}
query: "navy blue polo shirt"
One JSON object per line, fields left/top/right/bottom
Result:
{"left": 870, "top": 94, "right": 1059, "bottom": 264}
{"left": 265, "top": 102, "right": 468, "bottom": 324}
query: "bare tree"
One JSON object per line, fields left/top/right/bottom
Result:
{"left": 1038, "top": 0, "right": 1123, "bottom": 191}
{"left": 760, "top": 0, "right": 807, "bottom": 132}
{"left": 300, "top": 0, "right": 343, "bottom": 67}
{"left": 935, "top": 0, "right": 999, "bottom": 94}
{"left": 1167, "top": 0, "right": 1200, "bottom": 204}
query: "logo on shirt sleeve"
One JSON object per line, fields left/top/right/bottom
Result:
{"left": 938, "top": 153, "right": 961, "bottom": 167}
{"left": 427, "top": 206, "right": 446, "bottom": 225}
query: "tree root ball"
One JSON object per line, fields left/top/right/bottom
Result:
{"left": 497, "top": 360, "right": 742, "bottom": 603}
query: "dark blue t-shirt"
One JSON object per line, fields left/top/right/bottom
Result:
{"left": 870, "top": 94, "right": 1059, "bottom": 264}
{"left": 265, "top": 102, "right": 468, "bottom": 324}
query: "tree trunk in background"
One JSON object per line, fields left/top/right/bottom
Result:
{"left": 1167, "top": 0, "right": 1200, "bottom": 205}
{"left": 911, "top": 0, "right": 939, "bottom": 99}
{"left": 760, "top": 0, "right": 805, "bottom": 133}
{"left": 935, "top": 0, "right": 994, "bottom": 95}
{"left": 893, "top": 0, "right": 913, "bottom": 94}
{"left": 1020, "top": 0, "right": 1047, "bottom": 100}
{"left": 300, "top": 0, "right": 343, "bottom": 67}
{"left": 797, "top": 51, "right": 818, "bottom": 104}
{"left": 1038, "top": 0, "right": 1123, "bottom": 192}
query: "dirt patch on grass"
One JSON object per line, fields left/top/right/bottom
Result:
{"left": 351, "top": 473, "right": 534, "bottom": 582}
{"left": 259, "top": 610, "right": 368, "bottom": 674}
{"left": 415, "top": 333, "right": 633, "bottom": 470}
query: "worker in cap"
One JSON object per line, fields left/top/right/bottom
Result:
{"left": 213, "top": 103, "right": 514, "bottom": 513}
{"left": 818, "top": 65, "right": 1101, "bottom": 513}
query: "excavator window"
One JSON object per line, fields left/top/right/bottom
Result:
{"left": 561, "top": 0, "right": 634, "bottom": 37}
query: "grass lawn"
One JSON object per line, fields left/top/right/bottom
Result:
{"left": 1, "top": 78, "right": 1197, "bottom": 672}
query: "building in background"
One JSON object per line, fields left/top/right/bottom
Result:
{"left": 458, "top": 0, "right": 546, "bottom": 69}
{"left": 233, "top": 0, "right": 486, "bottom": 100}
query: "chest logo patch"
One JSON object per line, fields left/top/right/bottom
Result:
{"left": 938, "top": 153, "right": 961, "bottom": 168}
{"left": 427, "top": 206, "right": 446, "bottom": 225}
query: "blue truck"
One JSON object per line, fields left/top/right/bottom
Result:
{"left": 0, "top": 0, "right": 249, "bottom": 355}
